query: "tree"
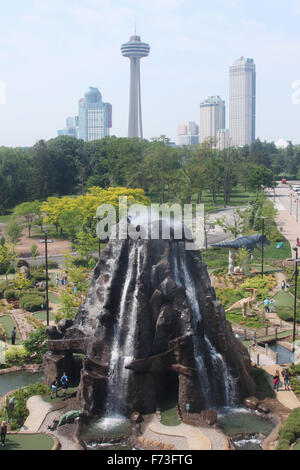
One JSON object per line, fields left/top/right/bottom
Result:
{"left": 6, "top": 220, "right": 23, "bottom": 250}
{"left": 215, "top": 209, "right": 246, "bottom": 238}
{"left": 30, "top": 244, "right": 39, "bottom": 260}
{"left": 246, "top": 165, "right": 274, "bottom": 191}
{"left": 23, "top": 328, "right": 48, "bottom": 363}
{"left": 0, "top": 243, "right": 16, "bottom": 283}
{"left": 13, "top": 200, "right": 41, "bottom": 237}
{"left": 74, "top": 230, "right": 98, "bottom": 262}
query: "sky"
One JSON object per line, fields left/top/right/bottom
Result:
{"left": 0, "top": 0, "right": 299, "bottom": 147}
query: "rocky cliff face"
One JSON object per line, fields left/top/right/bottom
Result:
{"left": 45, "top": 224, "right": 255, "bottom": 417}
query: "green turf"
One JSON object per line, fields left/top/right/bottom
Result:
{"left": 0, "top": 316, "right": 20, "bottom": 344}
{"left": 48, "top": 292, "right": 61, "bottom": 304}
{"left": 33, "top": 311, "right": 56, "bottom": 322}
{"left": 253, "top": 242, "right": 291, "bottom": 260}
{"left": 273, "top": 291, "right": 295, "bottom": 307}
{"left": 42, "top": 386, "right": 78, "bottom": 404}
{"left": 0, "top": 433, "right": 54, "bottom": 451}
{"left": 160, "top": 406, "right": 181, "bottom": 427}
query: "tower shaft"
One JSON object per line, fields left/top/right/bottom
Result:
{"left": 129, "top": 58, "right": 143, "bottom": 138}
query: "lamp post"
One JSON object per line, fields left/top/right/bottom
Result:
{"left": 258, "top": 216, "right": 270, "bottom": 279}
{"left": 287, "top": 248, "right": 299, "bottom": 366}
{"left": 42, "top": 228, "right": 50, "bottom": 327}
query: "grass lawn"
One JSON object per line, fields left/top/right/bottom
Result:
{"left": 0, "top": 433, "right": 54, "bottom": 451}
{"left": 0, "top": 315, "right": 20, "bottom": 344}
{"left": 0, "top": 214, "right": 14, "bottom": 223}
{"left": 42, "top": 386, "right": 78, "bottom": 404}
{"left": 253, "top": 242, "right": 291, "bottom": 260}
{"left": 48, "top": 292, "right": 61, "bottom": 304}
{"left": 33, "top": 311, "right": 56, "bottom": 322}
{"left": 226, "top": 312, "right": 270, "bottom": 329}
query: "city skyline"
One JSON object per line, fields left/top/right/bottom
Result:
{"left": 0, "top": 1, "right": 299, "bottom": 147}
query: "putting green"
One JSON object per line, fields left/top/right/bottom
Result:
{"left": 0, "top": 316, "right": 20, "bottom": 344}
{"left": 0, "top": 433, "right": 54, "bottom": 451}
{"left": 48, "top": 293, "right": 61, "bottom": 304}
{"left": 34, "top": 311, "right": 56, "bottom": 322}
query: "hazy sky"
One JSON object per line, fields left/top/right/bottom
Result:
{"left": 0, "top": 0, "right": 299, "bottom": 147}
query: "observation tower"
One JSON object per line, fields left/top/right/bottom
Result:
{"left": 121, "top": 35, "right": 150, "bottom": 139}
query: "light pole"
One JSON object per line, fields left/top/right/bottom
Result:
{"left": 42, "top": 228, "right": 50, "bottom": 327}
{"left": 287, "top": 248, "right": 299, "bottom": 366}
{"left": 258, "top": 216, "right": 270, "bottom": 279}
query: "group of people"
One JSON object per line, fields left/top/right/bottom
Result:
{"left": 273, "top": 369, "right": 292, "bottom": 391}
{"left": 263, "top": 298, "right": 275, "bottom": 314}
{"left": 55, "top": 275, "right": 68, "bottom": 288}
{"left": 50, "top": 372, "right": 69, "bottom": 400}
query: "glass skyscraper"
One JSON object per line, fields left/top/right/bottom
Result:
{"left": 79, "top": 87, "right": 112, "bottom": 142}
{"left": 229, "top": 57, "right": 256, "bottom": 147}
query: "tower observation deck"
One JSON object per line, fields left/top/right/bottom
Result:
{"left": 121, "top": 35, "right": 150, "bottom": 138}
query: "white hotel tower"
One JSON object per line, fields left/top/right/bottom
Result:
{"left": 121, "top": 35, "right": 150, "bottom": 139}
{"left": 229, "top": 57, "right": 256, "bottom": 147}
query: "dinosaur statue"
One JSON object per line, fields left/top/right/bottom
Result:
{"left": 226, "top": 288, "right": 258, "bottom": 317}
{"left": 212, "top": 234, "right": 271, "bottom": 274}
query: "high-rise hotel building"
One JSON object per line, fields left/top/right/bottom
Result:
{"left": 199, "top": 96, "right": 225, "bottom": 144}
{"left": 79, "top": 87, "right": 112, "bottom": 142}
{"left": 229, "top": 57, "right": 256, "bottom": 147}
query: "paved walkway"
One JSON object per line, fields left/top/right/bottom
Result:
{"left": 21, "top": 396, "right": 54, "bottom": 432}
{"left": 260, "top": 364, "right": 300, "bottom": 410}
{"left": 144, "top": 415, "right": 217, "bottom": 450}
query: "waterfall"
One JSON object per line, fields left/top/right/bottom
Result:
{"left": 178, "top": 245, "right": 237, "bottom": 408}
{"left": 104, "top": 242, "right": 142, "bottom": 418}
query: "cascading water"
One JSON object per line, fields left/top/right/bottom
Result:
{"left": 175, "top": 244, "right": 237, "bottom": 408}
{"left": 102, "top": 242, "right": 143, "bottom": 424}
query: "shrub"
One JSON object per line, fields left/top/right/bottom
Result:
{"left": 276, "top": 439, "right": 290, "bottom": 450}
{"left": 31, "top": 271, "right": 49, "bottom": 282}
{"left": 39, "top": 261, "right": 59, "bottom": 269}
{"left": 0, "top": 382, "right": 49, "bottom": 429}
{"left": 5, "top": 347, "right": 29, "bottom": 367}
{"left": 277, "top": 408, "right": 300, "bottom": 449}
{"left": 19, "top": 294, "right": 45, "bottom": 312}
{"left": 23, "top": 328, "right": 48, "bottom": 363}
{"left": 4, "top": 289, "right": 20, "bottom": 300}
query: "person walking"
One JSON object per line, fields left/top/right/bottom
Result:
{"left": 50, "top": 377, "right": 59, "bottom": 399}
{"left": 55, "top": 276, "right": 60, "bottom": 288}
{"left": 1, "top": 421, "right": 7, "bottom": 447}
{"left": 264, "top": 298, "right": 270, "bottom": 314}
{"left": 11, "top": 327, "right": 17, "bottom": 345}
{"left": 281, "top": 280, "right": 286, "bottom": 291}
{"left": 270, "top": 299, "right": 275, "bottom": 313}
{"left": 273, "top": 370, "right": 280, "bottom": 392}
{"left": 61, "top": 372, "right": 69, "bottom": 400}
{"left": 282, "top": 369, "right": 291, "bottom": 391}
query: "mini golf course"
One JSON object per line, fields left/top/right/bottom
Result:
{"left": 0, "top": 433, "right": 54, "bottom": 451}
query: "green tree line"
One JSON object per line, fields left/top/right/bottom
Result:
{"left": 0, "top": 135, "right": 298, "bottom": 213}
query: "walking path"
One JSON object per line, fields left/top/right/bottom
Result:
{"left": 22, "top": 396, "right": 54, "bottom": 432}
{"left": 260, "top": 364, "right": 300, "bottom": 410}
{"left": 143, "top": 415, "right": 227, "bottom": 450}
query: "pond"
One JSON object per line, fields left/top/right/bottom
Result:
{"left": 0, "top": 371, "right": 44, "bottom": 398}
{"left": 269, "top": 343, "right": 293, "bottom": 365}
{"left": 217, "top": 408, "right": 275, "bottom": 450}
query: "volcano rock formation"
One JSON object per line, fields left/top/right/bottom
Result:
{"left": 44, "top": 222, "right": 255, "bottom": 417}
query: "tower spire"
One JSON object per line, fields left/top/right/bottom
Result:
{"left": 121, "top": 34, "right": 150, "bottom": 139}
